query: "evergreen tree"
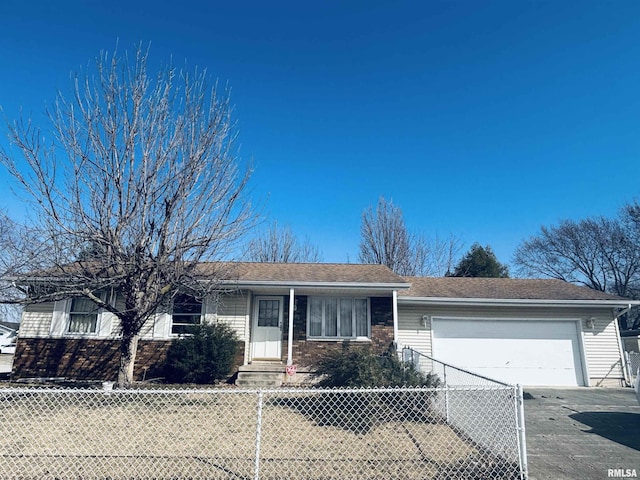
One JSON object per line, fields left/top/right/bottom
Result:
{"left": 449, "top": 243, "right": 509, "bottom": 278}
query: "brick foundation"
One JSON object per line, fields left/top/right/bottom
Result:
{"left": 12, "top": 337, "right": 245, "bottom": 382}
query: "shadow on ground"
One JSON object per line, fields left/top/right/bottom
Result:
{"left": 569, "top": 411, "right": 640, "bottom": 451}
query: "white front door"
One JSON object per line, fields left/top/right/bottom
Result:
{"left": 251, "top": 296, "right": 283, "bottom": 360}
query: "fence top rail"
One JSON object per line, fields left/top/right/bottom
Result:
{"left": 0, "top": 385, "right": 518, "bottom": 395}
{"left": 403, "top": 346, "right": 512, "bottom": 387}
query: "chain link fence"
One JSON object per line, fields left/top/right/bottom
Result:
{"left": 0, "top": 384, "right": 527, "bottom": 479}
{"left": 626, "top": 351, "right": 640, "bottom": 383}
{"left": 403, "top": 347, "right": 528, "bottom": 478}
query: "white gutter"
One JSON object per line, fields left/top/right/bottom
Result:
{"left": 398, "top": 296, "right": 640, "bottom": 309}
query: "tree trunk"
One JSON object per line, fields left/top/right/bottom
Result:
{"left": 118, "top": 333, "right": 140, "bottom": 387}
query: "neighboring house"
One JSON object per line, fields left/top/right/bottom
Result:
{"left": 0, "top": 322, "right": 18, "bottom": 347}
{"left": 621, "top": 330, "right": 640, "bottom": 354}
{"left": 11, "top": 263, "right": 637, "bottom": 387}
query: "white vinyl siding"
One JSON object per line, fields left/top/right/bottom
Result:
{"left": 216, "top": 292, "right": 249, "bottom": 341}
{"left": 397, "top": 303, "right": 433, "bottom": 371}
{"left": 19, "top": 302, "right": 55, "bottom": 337}
{"left": 582, "top": 313, "right": 625, "bottom": 381}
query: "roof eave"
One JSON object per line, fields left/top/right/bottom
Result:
{"left": 221, "top": 280, "right": 410, "bottom": 291}
{"left": 397, "top": 296, "right": 640, "bottom": 308}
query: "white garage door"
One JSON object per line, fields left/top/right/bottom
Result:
{"left": 431, "top": 318, "right": 585, "bottom": 386}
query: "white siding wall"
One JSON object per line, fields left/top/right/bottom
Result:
{"left": 582, "top": 313, "right": 625, "bottom": 383}
{"left": 397, "top": 303, "right": 624, "bottom": 385}
{"left": 397, "top": 304, "right": 433, "bottom": 371}
{"left": 20, "top": 303, "right": 55, "bottom": 337}
{"left": 216, "top": 291, "right": 249, "bottom": 341}
{"left": 20, "top": 291, "right": 250, "bottom": 341}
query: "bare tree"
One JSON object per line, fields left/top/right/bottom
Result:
{"left": 514, "top": 216, "right": 640, "bottom": 296}
{"left": 359, "top": 197, "right": 462, "bottom": 276}
{"left": 514, "top": 203, "right": 640, "bottom": 329}
{"left": 423, "top": 233, "right": 464, "bottom": 277}
{"left": 243, "top": 221, "right": 322, "bottom": 263}
{"left": 0, "top": 46, "right": 254, "bottom": 384}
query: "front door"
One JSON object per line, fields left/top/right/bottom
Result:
{"left": 251, "top": 296, "right": 283, "bottom": 360}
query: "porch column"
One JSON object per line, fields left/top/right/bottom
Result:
{"left": 287, "top": 288, "right": 295, "bottom": 366}
{"left": 392, "top": 290, "right": 399, "bottom": 349}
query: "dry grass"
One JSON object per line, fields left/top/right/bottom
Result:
{"left": 0, "top": 388, "right": 517, "bottom": 479}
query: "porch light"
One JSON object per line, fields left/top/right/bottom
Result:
{"left": 585, "top": 318, "right": 596, "bottom": 330}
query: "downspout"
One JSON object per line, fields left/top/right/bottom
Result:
{"left": 614, "top": 304, "right": 633, "bottom": 386}
{"left": 392, "top": 290, "right": 399, "bottom": 351}
{"left": 287, "top": 288, "right": 295, "bottom": 366}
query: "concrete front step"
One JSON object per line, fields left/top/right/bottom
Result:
{"left": 235, "top": 363, "right": 284, "bottom": 388}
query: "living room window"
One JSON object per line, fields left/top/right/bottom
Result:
{"left": 307, "top": 297, "right": 369, "bottom": 339}
{"left": 68, "top": 297, "right": 100, "bottom": 334}
{"left": 171, "top": 294, "right": 203, "bottom": 335}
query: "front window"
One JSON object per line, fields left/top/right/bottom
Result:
{"left": 171, "top": 294, "right": 203, "bottom": 335}
{"left": 307, "top": 297, "right": 369, "bottom": 339}
{"left": 68, "top": 297, "right": 100, "bottom": 333}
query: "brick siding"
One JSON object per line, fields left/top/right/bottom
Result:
{"left": 12, "top": 338, "right": 245, "bottom": 382}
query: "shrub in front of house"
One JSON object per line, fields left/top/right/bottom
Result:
{"left": 292, "top": 342, "right": 441, "bottom": 432}
{"left": 164, "top": 323, "right": 239, "bottom": 384}
{"left": 313, "top": 341, "right": 440, "bottom": 388}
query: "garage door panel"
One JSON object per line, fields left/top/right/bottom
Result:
{"left": 432, "top": 319, "right": 585, "bottom": 386}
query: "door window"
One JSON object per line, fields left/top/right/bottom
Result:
{"left": 258, "top": 299, "right": 280, "bottom": 327}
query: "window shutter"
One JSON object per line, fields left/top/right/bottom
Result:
{"left": 99, "top": 312, "right": 113, "bottom": 337}
{"left": 50, "top": 299, "right": 69, "bottom": 336}
{"left": 204, "top": 296, "right": 217, "bottom": 324}
{"left": 153, "top": 312, "right": 171, "bottom": 338}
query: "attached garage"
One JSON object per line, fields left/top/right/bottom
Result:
{"left": 431, "top": 318, "right": 586, "bottom": 386}
{"left": 397, "top": 277, "right": 639, "bottom": 387}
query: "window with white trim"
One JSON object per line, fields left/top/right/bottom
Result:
{"left": 307, "top": 297, "right": 369, "bottom": 339}
{"left": 171, "top": 294, "right": 203, "bottom": 335}
{"left": 68, "top": 297, "right": 101, "bottom": 334}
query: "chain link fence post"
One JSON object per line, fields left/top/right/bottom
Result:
{"left": 515, "top": 384, "right": 529, "bottom": 480}
{"left": 254, "top": 389, "right": 264, "bottom": 480}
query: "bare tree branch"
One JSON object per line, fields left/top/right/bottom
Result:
{"left": 359, "top": 197, "right": 463, "bottom": 277}
{"left": 243, "top": 221, "right": 322, "bottom": 263}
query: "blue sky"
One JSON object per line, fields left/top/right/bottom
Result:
{"left": 1, "top": 1, "right": 639, "bottom": 268}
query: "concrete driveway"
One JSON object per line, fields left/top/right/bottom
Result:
{"left": 524, "top": 387, "right": 640, "bottom": 480}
